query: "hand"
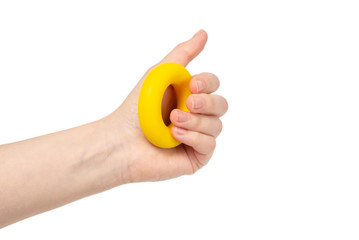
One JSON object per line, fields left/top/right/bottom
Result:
{"left": 103, "top": 30, "right": 228, "bottom": 183}
{"left": 0, "top": 30, "right": 228, "bottom": 227}
{"left": 0, "top": 30, "right": 227, "bottom": 227}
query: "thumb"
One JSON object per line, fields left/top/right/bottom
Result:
{"left": 159, "top": 30, "right": 208, "bottom": 67}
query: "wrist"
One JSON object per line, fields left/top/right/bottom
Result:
{"left": 65, "top": 117, "right": 131, "bottom": 198}
{"left": 96, "top": 111, "right": 136, "bottom": 186}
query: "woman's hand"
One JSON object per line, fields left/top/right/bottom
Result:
{"left": 103, "top": 30, "right": 228, "bottom": 183}
{"left": 0, "top": 30, "right": 227, "bottom": 228}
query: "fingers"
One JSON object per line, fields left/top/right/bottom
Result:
{"left": 170, "top": 109, "right": 223, "bottom": 137}
{"left": 171, "top": 126, "right": 216, "bottom": 155}
{"left": 190, "top": 72, "right": 220, "bottom": 94}
{"left": 186, "top": 94, "right": 228, "bottom": 117}
{"left": 159, "top": 30, "right": 208, "bottom": 67}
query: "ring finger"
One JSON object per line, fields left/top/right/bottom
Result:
{"left": 170, "top": 109, "right": 223, "bottom": 137}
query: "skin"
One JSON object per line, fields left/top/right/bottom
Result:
{"left": 0, "top": 30, "right": 228, "bottom": 228}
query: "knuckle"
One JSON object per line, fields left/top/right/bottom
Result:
{"left": 223, "top": 97, "right": 229, "bottom": 114}
{"left": 195, "top": 132, "right": 202, "bottom": 145}
{"left": 195, "top": 132, "right": 202, "bottom": 144}
{"left": 204, "top": 72, "right": 220, "bottom": 90}
{"left": 216, "top": 95, "right": 228, "bottom": 116}
{"left": 217, "top": 119, "right": 223, "bottom": 135}
{"left": 201, "top": 96, "right": 209, "bottom": 112}
{"left": 186, "top": 131, "right": 197, "bottom": 146}
{"left": 178, "top": 43, "right": 194, "bottom": 62}
{"left": 208, "top": 72, "right": 219, "bottom": 81}
{"left": 193, "top": 94, "right": 207, "bottom": 112}
{"left": 209, "top": 138, "right": 216, "bottom": 151}
{"left": 176, "top": 42, "right": 185, "bottom": 50}
{"left": 183, "top": 48, "right": 194, "bottom": 62}
{"left": 193, "top": 114, "right": 202, "bottom": 129}
{"left": 213, "top": 74, "right": 220, "bottom": 89}
{"left": 207, "top": 95, "right": 215, "bottom": 109}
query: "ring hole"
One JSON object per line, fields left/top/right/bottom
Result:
{"left": 161, "top": 85, "right": 177, "bottom": 126}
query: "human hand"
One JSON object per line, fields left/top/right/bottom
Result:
{"left": 103, "top": 30, "right": 228, "bottom": 184}
{"left": 0, "top": 30, "right": 228, "bottom": 227}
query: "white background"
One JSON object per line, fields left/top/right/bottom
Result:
{"left": 1, "top": 0, "right": 358, "bottom": 239}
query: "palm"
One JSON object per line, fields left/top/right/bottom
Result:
{"left": 109, "top": 30, "right": 224, "bottom": 183}
{"left": 116, "top": 75, "right": 203, "bottom": 182}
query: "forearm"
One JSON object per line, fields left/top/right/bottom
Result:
{"left": 0, "top": 118, "right": 126, "bottom": 228}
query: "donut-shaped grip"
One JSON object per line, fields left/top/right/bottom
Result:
{"left": 138, "top": 62, "right": 192, "bottom": 148}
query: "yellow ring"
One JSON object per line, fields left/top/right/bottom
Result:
{"left": 138, "top": 62, "right": 192, "bottom": 148}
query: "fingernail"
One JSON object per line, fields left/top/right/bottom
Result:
{"left": 175, "top": 127, "right": 187, "bottom": 135}
{"left": 196, "top": 80, "right": 205, "bottom": 93}
{"left": 192, "top": 96, "right": 204, "bottom": 109}
{"left": 177, "top": 111, "right": 189, "bottom": 122}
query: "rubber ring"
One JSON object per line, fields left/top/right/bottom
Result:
{"left": 138, "top": 62, "right": 192, "bottom": 148}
